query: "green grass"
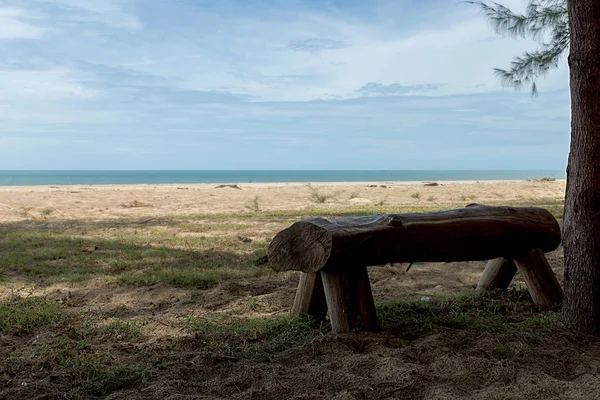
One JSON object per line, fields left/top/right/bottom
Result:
{"left": 0, "top": 297, "right": 68, "bottom": 335}
{"left": 0, "top": 200, "right": 565, "bottom": 288}
{"left": 0, "top": 296, "right": 152, "bottom": 396}
{"left": 104, "top": 318, "right": 146, "bottom": 342}
{"left": 182, "top": 288, "right": 564, "bottom": 362}
{"left": 0, "top": 200, "right": 569, "bottom": 398}
{"left": 0, "top": 228, "right": 268, "bottom": 287}
{"left": 376, "top": 288, "right": 562, "bottom": 335}
{"left": 188, "top": 314, "right": 328, "bottom": 360}
{"left": 34, "top": 335, "right": 151, "bottom": 396}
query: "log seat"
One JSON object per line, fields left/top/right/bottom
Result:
{"left": 267, "top": 205, "right": 563, "bottom": 333}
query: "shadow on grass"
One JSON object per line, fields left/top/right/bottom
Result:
{"left": 0, "top": 288, "right": 588, "bottom": 399}
{"left": 0, "top": 227, "right": 268, "bottom": 289}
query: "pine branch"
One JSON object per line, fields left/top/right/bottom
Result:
{"left": 468, "top": 0, "right": 569, "bottom": 95}
{"left": 467, "top": 0, "right": 567, "bottom": 40}
{"left": 493, "top": 36, "right": 568, "bottom": 95}
{"left": 466, "top": 1, "right": 530, "bottom": 38}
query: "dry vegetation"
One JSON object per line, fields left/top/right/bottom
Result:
{"left": 1, "top": 182, "right": 598, "bottom": 399}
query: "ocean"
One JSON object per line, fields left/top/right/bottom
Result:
{"left": 0, "top": 170, "right": 566, "bottom": 186}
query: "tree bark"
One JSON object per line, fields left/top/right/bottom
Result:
{"left": 563, "top": 0, "right": 600, "bottom": 332}
{"left": 268, "top": 205, "right": 561, "bottom": 273}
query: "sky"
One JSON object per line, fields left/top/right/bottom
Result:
{"left": 0, "top": 0, "right": 570, "bottom": 170}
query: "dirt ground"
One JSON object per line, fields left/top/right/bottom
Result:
{"left": 5, "top": 249, "right": 600, "bottom": 400}
{"left": 3, "top": 180, "right": 600, "bottom": 400}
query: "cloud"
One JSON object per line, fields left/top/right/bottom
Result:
{"left": 35, "top": 0, "right": 142, "bottom": 31}
{"left": 0, "top": 0, "right": 571, "bottom": 170}
{"left": 0, "top": 7, "right": 45, "bottom": 39}
{"left": 288, "top": 38, "right": 350, "bottom": 53}
{"left": 0, "top": 68, "right": 100, "bottom": 101}
{"left": 356, "top": 82, "right": 441, "bottom": 97}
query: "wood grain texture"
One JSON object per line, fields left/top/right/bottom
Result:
{"left": 268, "top": 205, "right": 561, "bottom": 273}
{"left": 291, "top": 272, "right": 327, "bottom": 321}
{"left": 514, "top": 249, "right": 563, "bottom": 307}
{"left": 321, "top": 265, "right": 378, "bottom": 334}
{"left": 477, "top": 258, "right": 518, "bottom": 291}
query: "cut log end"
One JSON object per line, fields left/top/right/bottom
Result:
{"left": 268, "top": 220, "right": 333, "bottom": 273}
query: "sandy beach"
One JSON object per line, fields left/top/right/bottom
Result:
{"left": 0, "top": 179, "right": 566, "bottom": 221}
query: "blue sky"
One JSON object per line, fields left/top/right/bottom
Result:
{"left": 0, "top": 0, "right": 570, "bottom": 170}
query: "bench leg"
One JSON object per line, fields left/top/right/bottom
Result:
{"left": 291, "top": 272, "right": 328, "bottom": 321}
{"left": 320, "top": 265, "right": 378, "bottom": 334}
{"left": 513, "top": 248, "right": 563, "bottom": 307}
{"left": 477, "top": 257, "right": 518, "bottom": 291}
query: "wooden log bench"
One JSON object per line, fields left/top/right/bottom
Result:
{"left": 267, "top": 205, "right": 563, "bottom": 333}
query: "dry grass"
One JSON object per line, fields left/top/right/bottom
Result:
{"left": 120, "top": 200, "right": 151, "bottom": 208}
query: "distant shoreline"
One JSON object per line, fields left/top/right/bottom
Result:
{"left": 0, "top": 179, "right": 566, "bottom": 192}
{"left": 0, "top": 170, "right": 567, "bottom": 187}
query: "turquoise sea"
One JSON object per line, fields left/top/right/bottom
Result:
{"left": 0, "top": 170, "right": 566, "bottom": 186}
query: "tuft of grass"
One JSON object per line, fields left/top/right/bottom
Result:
{"left": 188, "top": 314, "right": 328, "bottom": 360}
{"left": 120, "top": 200, "right": 151, "bottom": 208}
{"left": 376, "top": 196, "right": 388, "bottom": 206}
{"left": 104, "top": 318, "right": 146, "bottom": 342}
{"left": 308, "top": 184, "right": 337, "bottom": 204}
{"left": 19, "top": 206, "right": 34, "bottom": 218}
{"left": 427, "top": 196, "right": 436, "bottom": 202}
{"left": 245, "top": 195, "right": 261, "bottom": 212}
{"left": 348, "top": 191, "right": 359, "bottom": 200}
{"left": 35, "top": 337, "right": 151, "bottom": 396}
{"left": 411, "top": 192, "right": 421, "bottom": 200}
{"left": 0, "top": 296, "right": 69, "bottom": 335}
{"left": 40, "top": 208, "right": 55, "bottom": 217}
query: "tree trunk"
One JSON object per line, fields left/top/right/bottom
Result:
{"left": 563, "top": 0, "right": 600, "bottom": 332}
